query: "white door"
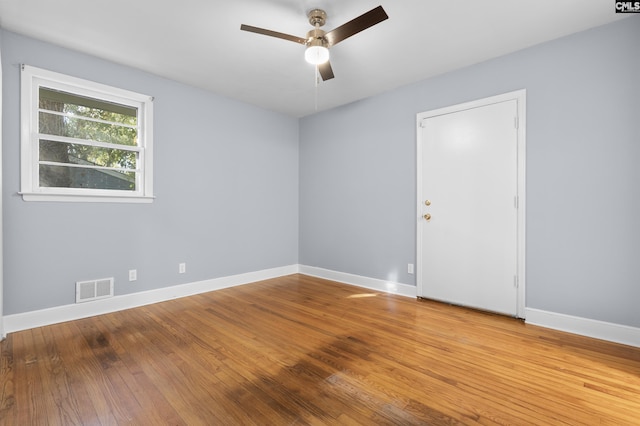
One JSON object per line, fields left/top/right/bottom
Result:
{"left": 417, "top": 97, "right": 522, "bottom": 316}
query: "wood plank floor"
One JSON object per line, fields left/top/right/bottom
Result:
{"left": 1, "top": 274, "right": 639, "bottom": 425}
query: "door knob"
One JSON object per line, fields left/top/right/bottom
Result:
{"left": 423, "top": 213, "right": 431, "bottom": 221}
{"left": 424, "top": 199, "right": 431, "bottom": 206}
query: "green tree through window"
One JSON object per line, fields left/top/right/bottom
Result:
{"left": 21, "top": 65, "right": 154, "bottom": 202}
{"left": 38, "top": 88, "right": 138, "bottom": 190}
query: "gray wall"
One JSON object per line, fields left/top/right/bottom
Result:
{"left": 2, "top": 31, "right": 299, "bottom": 315}
{"left": 2, "top": 17, "right": 639, "bottom": 330}
{"left": 299, "top": 17, "right": 640, "bottom": 328}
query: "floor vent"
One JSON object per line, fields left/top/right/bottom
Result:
{"left": 76, "top": 278, "right": 114, "bottom": 303}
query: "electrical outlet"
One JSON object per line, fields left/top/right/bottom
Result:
{"left": 129, "top": 269, "right": 137, "bottom": 281}
{"left": 408, "top": 263, "right": 414, "bottom": 274}
{"left": 179, "top": 263, "right": 186, "bottom": 274}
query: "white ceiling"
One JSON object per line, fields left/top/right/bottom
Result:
{"left": 0, "top": 0, "right": 628, "bottom": 117}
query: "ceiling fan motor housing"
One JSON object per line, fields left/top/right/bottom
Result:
{"left": 307, "top": 9, "right": 327, "bottom": 27}
{"left": 306, "top": 28, "right": 328, "bottom": 47}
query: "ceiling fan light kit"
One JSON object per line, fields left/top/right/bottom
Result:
{"left": 241, "top": 5, "right": 389, "bottom": 81}
{"left": 305, "top": 45, "right": 330, "bottom": 65}
{"left": 305, "top": 32, "right": 329, "bottom": 65}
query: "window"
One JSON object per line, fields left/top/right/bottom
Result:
{"left": 20, "top": 65, "right": 154, "bottom": 202}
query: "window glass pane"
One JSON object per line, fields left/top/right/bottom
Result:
{"left": 39, "top": 140, "right": 137, "bottom": 169}
{"left": 39, "top": 87, "right": 137, "bottom": 125}
{"left": 21, "top": 66, "right": 153, "bottom": 201}
{"left": 39, "top": 164, "right": 136, "bottom": 190}
{"left": 39, "top": 111, "right": 138, "bottom": 147}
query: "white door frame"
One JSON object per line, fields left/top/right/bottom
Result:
{"left": 416, "top": 90, "right": 527, "bottom": 318}
{"left": 0, "top": 41, "right": 4, "bottom": 339}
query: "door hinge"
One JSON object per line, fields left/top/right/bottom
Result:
{"left": 514, "top": 195, "right": 519, "bottom": 209}
{"left": 514, "top": 275, "right": 519, "bottom": 288}
{"left": 514, "top": 116, "right": 519, "bottom": 129}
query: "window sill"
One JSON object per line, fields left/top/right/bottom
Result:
{"left": 19, "top": 192, "right": 155, "bottom": 203}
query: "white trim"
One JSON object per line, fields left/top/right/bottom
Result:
{"left": 515, "top": 92, "right": 527, "bottom": 317}
{"left": 20, "top": 64, "right": 154, "bottom": 202}
{"left": 5, "top": 263, "right": 637, "bottom": 348}
{"left": 526, "top": 308, "right": 640, "bottom": 348}
{"left": 298, "top": 265, "right": 417, "bottom": 298}
{"left": 19, "top": 192, "right": 155, "bottom": 203}
{"left": 3, "top": 265, "right": 299, "bottom": 334}
{"left": 0, "top": 36, "right": 4, "bottom": 339}
{"left": 416, "top": 89, "right": 527, "bottom": 318}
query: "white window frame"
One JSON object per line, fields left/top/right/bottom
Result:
{"left": 20, "top": 65, "right": 154, "bottom": 203}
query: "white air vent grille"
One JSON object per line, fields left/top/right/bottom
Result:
{"left": 76, "top": 278, "right": 114, "bottom": 303}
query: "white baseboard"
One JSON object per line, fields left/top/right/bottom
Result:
{"left": 297, "top": 267, "right": 640, "bottom": 348}
{"left": 3, "top": 264, "right": 299, "bottom": 335}
{"left": 525, "top": 308, "right": 640, "bottom": 348}
{"left": 7, "top": 265, "right": 637, "bottom": 349}
{"left": 298, "top": 265, "right": 417, "bottom": 298}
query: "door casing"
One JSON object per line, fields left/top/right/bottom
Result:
{"left": 416, "top": 90, "right": 526, "bottom": 318}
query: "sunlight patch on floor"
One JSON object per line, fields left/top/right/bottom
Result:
{"left": 347, "top": 293, "right": 378, "bottom": 299}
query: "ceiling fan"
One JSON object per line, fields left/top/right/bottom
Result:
{"left": 240, "top": 5, "right": 389, "bottom": 81}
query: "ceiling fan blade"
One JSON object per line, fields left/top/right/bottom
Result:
{"left": 324, "top": 5, "right": 388, "bottom": 47}
{"left": 318, "top": 61, "right": 334, "bottom": 81}
{"left": 240, "top": 24, "right": 306, "bottom": 45}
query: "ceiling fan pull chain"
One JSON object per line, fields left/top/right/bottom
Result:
{"left": 314, "top": 65, "right": 319, "bottom": 111}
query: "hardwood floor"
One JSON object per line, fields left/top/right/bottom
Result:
{"left": 1, "top": 274, "right": 639, "bottom": 425}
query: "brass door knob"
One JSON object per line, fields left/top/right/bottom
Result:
{"left": 424, "top": 200, "right": 431, "bottom": 206}
{"left": 423, "top": 213, "right": 431, "bottom": 221}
